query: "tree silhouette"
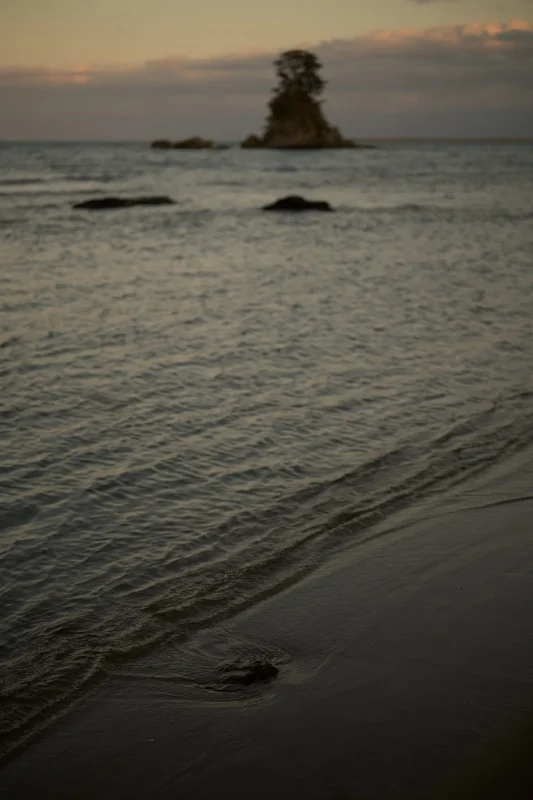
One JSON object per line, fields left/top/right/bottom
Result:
{"left": 273, "top": 50, "right": 325, "bottom": 99}
{"left": 241, "top": 48, "right": 357, "bottom": 148}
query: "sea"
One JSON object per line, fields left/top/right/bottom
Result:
{"left": 1, "top": 140, "right": 532, "bottom": 759}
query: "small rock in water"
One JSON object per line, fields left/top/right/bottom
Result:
{"left": 151, "top": 137, "right": 215, "bottom": 149}
{"left": 263, "top": 195, "right": 333, "bottom": 212}
{"left": 218, "top": 659, "right": 279, "bottom": 687}
{"left": 73, "top": 196, "right": 175, "bottom": 210}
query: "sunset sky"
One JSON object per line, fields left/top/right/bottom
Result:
{"left": 1, "top": 0, "right": 532, "bottom": 139}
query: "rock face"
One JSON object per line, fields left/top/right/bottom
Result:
{"left": 241, "top": 90, "right": 357, "bottom": 149}
{"left": 241, "top": 134, "right": 264, "bottom": 149}
{"left": 151, "top": 137, "right": 224, "bottom": 149}
{"left": 73, "top": 196, "right": 175, "bottom": 210}
{"left": 263, "top": 195, "right": 333, "bottom": 212}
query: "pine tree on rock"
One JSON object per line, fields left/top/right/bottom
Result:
{"left": 272, "top": 50, "right": 325, "bottom": 99}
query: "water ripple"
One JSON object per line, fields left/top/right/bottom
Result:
{"left": 1, "top": 140, "right": 533, "bottom": 759}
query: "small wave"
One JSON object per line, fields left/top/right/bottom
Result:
{"left": 1, "top": 392, "right": 532, "bottom": 762}
{"left": 353, "top": 202, "right": 533, "bottom": 222}
{"left": 0, "top": 189, "right": 107, "bottom": 202}
{"left": 355, "top": 202, "right": 439, "bottom": 215}
{"left": 392, "top": 202, "right": 426, "bottom": 212}
{"left": 0, "top": 178, "right": 47, "bottom": 187}
{"left": 62, "top": 174, "right": 117, "bottom": 183}
{"left": 0, "top": 217, "right": 25, "bottom": 226}
{"left": 0, "top": 500, "right": 39, "bottom": 534}
{"left": 496, "top": 209, "right": 533, "bottom": 222}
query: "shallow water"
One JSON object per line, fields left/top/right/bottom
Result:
{"left": 1, "top": 141, "right": 533, "bottom": 757}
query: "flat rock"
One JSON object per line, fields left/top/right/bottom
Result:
{"left": 263, "top": 195, "right": 333, "bottom": 212}
{"left": 151, "top": 137, "right": 217, "bottom": 149}
{"left": 172, "top": 137, "right": 214, "bottom": 149}
{"left": 73, "top": 196, "right": 175, "bottom": 210}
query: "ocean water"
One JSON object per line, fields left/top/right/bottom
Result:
{"left": 1, "top": 141, "right": 533, "bottom": 758}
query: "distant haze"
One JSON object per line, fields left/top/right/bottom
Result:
{"left": 1, "top": 2, "right": 532, "bottom": 139}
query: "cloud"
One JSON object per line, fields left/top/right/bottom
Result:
{"left": 1, "top": 19, "right": 532, "bottom": 139}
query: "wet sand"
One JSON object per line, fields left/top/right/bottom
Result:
{"left": 1, "top": 452, "right": 533, "bottom": 799}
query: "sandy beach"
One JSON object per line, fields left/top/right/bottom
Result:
{"left": 1, "top": 447, "right": 532, "bottom": 799}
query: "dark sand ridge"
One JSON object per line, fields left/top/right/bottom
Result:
{"left": 1, "top": 447, "right": 532, "bottom": 799}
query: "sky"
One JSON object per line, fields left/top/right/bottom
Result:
{"left": 1, "top": 0, "right": 532, "bottom": 139}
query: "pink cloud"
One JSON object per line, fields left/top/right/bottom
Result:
{"left": 1, "top": 19, "right": 531, "bottom": 89}
{"left": 1, "top": 20, "right": 532, "bottom": 139}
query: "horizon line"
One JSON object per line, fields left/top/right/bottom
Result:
{"left": 2, "top": 137, "right": 533, "bottom": 144}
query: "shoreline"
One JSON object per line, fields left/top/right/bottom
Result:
{"left": 1, "top": 448, "right": 533, "bottom": 798}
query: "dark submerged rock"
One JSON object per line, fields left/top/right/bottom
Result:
{"left": 172, "top": 136, "right": 215, "bottom": 149}
{"left": 73, "top": 196, "right": 175, "bottom": 210}
{"left": 218, "top": 660, "right": 279, "bottom": 688}
{"left": 151, "top": 137, "right": 218, "bottom": 149}
{"left": 263, "top": 195, "right": 333, "bottom": 212}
